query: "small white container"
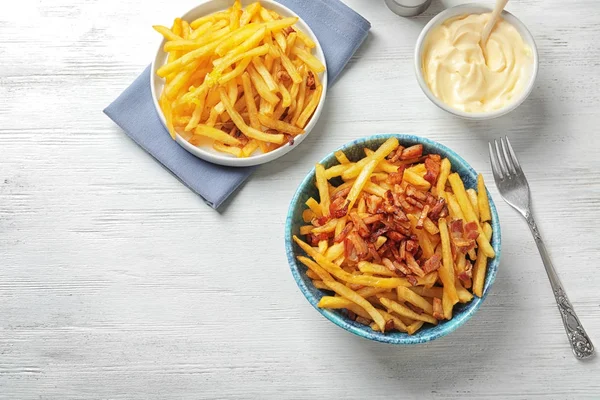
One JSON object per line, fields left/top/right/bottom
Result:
{"left": 385, "top": 0, "right": 432, "bottom": 17}
{"left": 151, "top": 0, "right": 327, "bottom": 167}
{"left": 414, "top": 3, "right": 539, "bottom": 120}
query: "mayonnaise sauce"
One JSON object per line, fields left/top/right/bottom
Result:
{"left": 422, "top": 13, "right": 532, "bottom": 113}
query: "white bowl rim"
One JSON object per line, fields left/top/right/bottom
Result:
{"left": 150, "top": 0, "right": 328, "bottom": 167}
{"left": 414, "top": 3, "right": 539, "bottom": 120}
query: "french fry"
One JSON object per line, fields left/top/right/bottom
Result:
{"left": 291, "top": 46, "right": 326, "bottom": 73}
{"left": 396, "top": 286, "right": 434, "bottom": 315}
{"left": 218, "top": 87, "right": 284, "bottom": 144}
{"left": 442, "top": 287, "right": 453, "bottom": 320}
{"left": 323, "top": 279, "right": 386, "bottom": 331}
{"left": 448, "top": 173, "right": 495, "bottom": 258}
{"left": 342, "top": 138, "right": 399, "bottom": 180}
{"left": 247, "top": 64, "right": 280, "bottom": 104}
{"left": 153, "top": 25, "right": 183, "bottom": 41}
{"left": 406, "top": 321, "right": 425, "bottom": 335}
{"left": 477, "top": 174, "right": 492, "bottom": 222}
{"left": 455, "top": 280, "right": 474, "bottom": 303}
{"left": 379, "top": 298, "right": 438, "bottom": 325}
{"left": 191, "top": 125, "right": 241, "bottom": 146}
{"left": 312, "top": 280, "right": 331, "bottom": 291}
{"left": 438, "top": 218, "right": 459, "bottom": 304}
{"left": 296, "top": 86, "right": 322, "bottom": 128}
{"left": 436, "top": 158, "right": 451, "bottom": 197}
{"left": 315, "top": 164, "right": 331, "bottom": 217}
{"left": 325, "top": 242, "right": 344, "bottom": 261}
{"left": 305, "top": 197, "right": 322, "bottom": 217}
{"left": 335, "top": 150, "right": 351, "bottom": 165}
{"left": 213, "top": 141, "right": 242, "bottom": 156}
{"left": 358, "top": 261, "right": 399, "bottom": 277}
{"left": 466, "top": 188, "right": 480, "bottom": 220}
{"left": 473, "top": 221, "right": 493, "bottom": 297}
{"left": 258, "top": 114, "right": 304, "bottom": 135}
{"left": 317, "top": 296, "right": 371, "bottom": 320}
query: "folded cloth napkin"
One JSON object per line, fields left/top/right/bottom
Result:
{"left": 104, "top": 0, "right": 370, "bottom": 209}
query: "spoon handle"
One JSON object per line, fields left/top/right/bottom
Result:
{"left": 481, "top": 0, "right": 509, "bottom": 44}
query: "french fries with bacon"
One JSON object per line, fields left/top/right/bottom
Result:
{"left": 294, "top": 138, "right": 495, "bottom": 334}
{"left": 153, "top": 1, "right": 325, "bottom": 157}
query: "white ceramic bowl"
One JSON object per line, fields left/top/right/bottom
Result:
{"left": 151, "top": 0, "right": 327, "bottom": 167}
{"left": 414, "top": 3, "right": 538, "bottom": 120}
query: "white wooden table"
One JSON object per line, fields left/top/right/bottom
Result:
{"left": 1, "top": 0, "right": 599, "bottom": 398}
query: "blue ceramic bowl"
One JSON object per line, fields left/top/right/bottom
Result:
{"left": 285, "top": 134, "right": 501, "bottom": 344}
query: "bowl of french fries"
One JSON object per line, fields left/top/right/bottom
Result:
{"left": 285, "top": 134, "right": 501, "bottom": 344}
{"left": 151, "top": 0, "right": 327, "bottom": 167}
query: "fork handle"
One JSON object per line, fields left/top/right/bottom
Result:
{"left": 526, "top": 212, "right": 595, "bottom": 359}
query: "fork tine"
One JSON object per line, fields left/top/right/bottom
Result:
{"left": 494, "top": 139, "right": 510, "bottom": 177}
{"left": 500, "top": 137, "right": 517, "bottom": 176}
{"left": 488, "top": 142, "right": 504, "bottom": 181}
{"left": 504, "top": 136, "right": 524, "bottom": 176}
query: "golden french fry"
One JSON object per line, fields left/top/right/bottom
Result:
{"left": 410, "top": 286, "right": 443, "bottom": 299}
{"left": 325, "top": 242, "right": 344, "bottom": 261}
{"left": 342, "top": 138, "right": 399, "bottom": 180}
{"left": 358, "top": 261, "right": 398, "bottom": 277}
{"left": 466, "top": 188, "right": 480, "bottom": 220}
{"left": 448, "top": 173, "right": 495, "bottom": 258}
{"left": 153, "top": 25, "right": 183, "bottom": 41}
{"left": 438, "top": 218, "right": 459, "bottom": 304}
{"left": 379, "top": 298, "right": 438, "bottom": 325}
{"left": 335, "top": 150, "right": 351, "bottom": 164}
{"left": 305, "top": 197, "right": 322, "bottom": 217}
{"left": 315, "top": 164, "right": 331, "bottom": 217}
{"left": 257, "top": 114, "right": 304, "bottom": 135}
{"left": 218, "top": 87, "right": 284, "bottom": 144}
{"left": 291, "top": 46, "right": 326, "bottom": 73}
{"left": 397, "top": 286, "right": 434, "bottom": 315}
{"left": 213, "top": 141, "right": 242, "bottom": 157}
{"left": 296, "top": 86, "right": 322, "bottom": 128}
{"left": 477, "top": 174, "right": 492, "bottom": 222}
{"left": 323, "top": 279, "right": 386, "bottom": 331}
{"left": 191, "top": 124, "right": 241, "bottom": 146}
{"left": 247, "top": 64, "right": 280, "bottom": 104}
{"left": 317, "top": 296, "right": 371, "bottom": 320}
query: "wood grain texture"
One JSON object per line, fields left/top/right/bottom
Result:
{"left": 1, "top": 0, "right": 599, "bottom": 398}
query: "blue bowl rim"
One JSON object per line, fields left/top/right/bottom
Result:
{"left": 284, "top": 133, "right": 502, "bottom": 345}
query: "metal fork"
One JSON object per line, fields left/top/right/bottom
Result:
{"left": 489, "top": 137, "right": 594, "bottom": 360}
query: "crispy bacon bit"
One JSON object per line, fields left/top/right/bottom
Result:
{"left": 400, "top": 144, "right": 423, "bottom": 160}
{"left": 276, "top": 70, "right": 291, "bottom": 83}
{"left": 405, "top": 252, "right": 426, "bottom": 277}
{"left": 458, "top": 271, "right": 471, "bottom": 283}
{"left": 307, "top": 71, "right": 316, "bottom": 90}
{"left": 415, "top": 205, "right": 430, "bottom": 229}
{"left": 368, "top": 244, "right": 382, "bottom": 263}
{"left": 382, "top": 258, "right": 396, "bottom": 271}
{"left": 347, "top": 310, "right": 357, "bottom": 321}
{"left": 464, "top": 221, "right": 480, "bottom": 240}
{"left": 283, "top": 26, "right": 295, "bottom": 35}
{"left": 366, "top": 195, "right": 383, "bottom": 214}
{"left": 384, "top": 319, "right": 395, "bottom": 332}
{"left": 349, "top": 213, "right": 370, "bottom": 237}
{"left": 329, "top": 197, "right": 348, "bottom": 218}
{"left": 369, "top": 226, "right": 389, "bottom": 243}
{"left": 405, "top": 196, "right": 424, "bottom": 210}
{"left": 414, "top": 247, "right": 423, "bottom": 261}
{"left": 406, "top": 184, "right": 428, "bottom": 201}
{"left": 424, "top": 154, "right": 442, "bottom": 185}
{"left": 399, "top": 240, "right": 407, "bottom": 261}
{"left": 400, "top": 199, "right": 414, "bottom": 212}
{"left": 387, "top": 231, "right": 406, "bottom": 242}
{"left": 429, "top": 198, "right": 446, "bottom": 221}
{"left": 406, "top": 275, "right": 418, "bottom": 286}
{"left": 450, "top": 219, "right": 464, "bottom": 235}
{"left": 314, "top": 215, "right": 329, "bottom": 226}
{"left": 347, "top": 232, "right": 368, "bottom": 258}
{"left": 388, "top": 169, "right": 405, "bottom": 185}
{"left": 355, "top": 316, "right": 370, "bottom": 325}
{"left": 405, "top": 239, "right": 418, "bottom": 254}
{"left": 363, "top": 214, "right": 384, "bottom": 225}
{"left": 433, "top": 298, "right": 444, "bottom": 320}
{"left": 388, "top": 146, "right": 405, "bottom": 163}
{"left": 423, "top": 254, "right": 442, "bottom": 273}
{"left": 334, "top": 222, "right": 353, "bottom": 243}
{"left": 393, "top": 260, "right": 411, "bottom": 275}
{"left": 306, "top": 232, "right": 329, "bottom": 246}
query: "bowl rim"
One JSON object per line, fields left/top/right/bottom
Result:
{"left": 414, "top": 3, "right": 539, "bottom": 120}
{"left": 150, "top": 0, "right": 328, "bottom": 167}
{"left": 285, "top": 133, "right": 502, "bottom": 344}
